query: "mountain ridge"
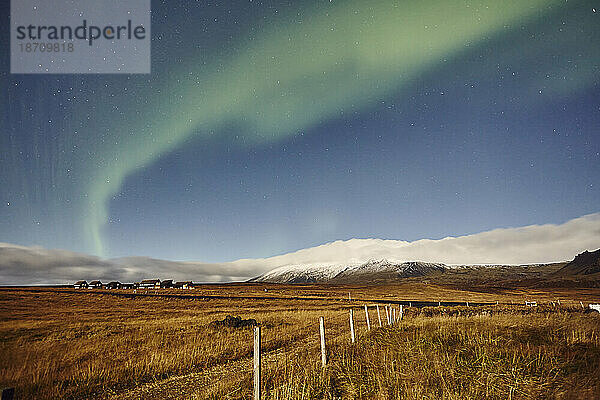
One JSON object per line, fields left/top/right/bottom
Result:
{"left": 555, "top": 249, "right": 600, "bottom": 276}
{"left": 250, "top": 259, "right": 449, "bottom": 284}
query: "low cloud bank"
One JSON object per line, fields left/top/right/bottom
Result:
{"left": 1, "top": 213, "right": 599, "bottom": 285}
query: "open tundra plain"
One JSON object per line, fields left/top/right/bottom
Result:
{"left": 1, "top": 281, "right": 600, "bottom": 400}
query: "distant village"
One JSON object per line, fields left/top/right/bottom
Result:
{"left": 73, "top": 279, "right": 194, "bottom": 290}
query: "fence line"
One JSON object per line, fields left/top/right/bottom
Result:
{"left": 239, "top": 301, "right": 600, "bottom": 399}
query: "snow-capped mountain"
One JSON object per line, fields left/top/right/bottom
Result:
{"left": 250, "top": 259, "right": 447, "bottom": 283}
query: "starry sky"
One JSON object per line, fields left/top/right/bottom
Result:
{"left": 0, "top": 0, "right": 599, "bottom": 262}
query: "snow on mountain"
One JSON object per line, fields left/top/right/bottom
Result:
{"left": 250, "top": 259, "right": 447, "bottom": 283}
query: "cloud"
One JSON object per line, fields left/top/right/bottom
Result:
{"left": 232, "top": 213, "right": 600, "bottom": 269}
{"left": 1, "top": 213, "right": 599, "bottom": 285}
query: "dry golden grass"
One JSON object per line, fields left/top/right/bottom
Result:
{"left": 260, "top": 312, "right": 600, "bottom": 399}
{"left": 0, "top": 285, "right": 599, "bottom": 399}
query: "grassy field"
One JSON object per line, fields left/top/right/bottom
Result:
{"left": 0, "top": 284, "right": 599, "bottom": 399}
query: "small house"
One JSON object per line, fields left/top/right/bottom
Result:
{"left": 121, "top": 283, "right": 135, "bottom": 290}
{"left": 74, "top": 280, "right": 88, "bottom": 289}
{"left": 160, "top": 279, "right": 174, "bottom": 289}
{"left": 105, "top": 281, "right": 122, "bottom": 289}
{"left": 138, "top": 279, "right": 160, "bottom": 289}
{"left": 175, "top": 281, "right": 193, "bottom": 289}
{"left": 89, "top": 280, "right": 102, "bottom": 289}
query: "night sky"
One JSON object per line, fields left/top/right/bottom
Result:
{"left": 0, "top": 0, "right": 598, "bottom": 262}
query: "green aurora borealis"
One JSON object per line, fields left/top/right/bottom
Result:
{"left": 1, "top": 0, "right": 599, "bottom": 260}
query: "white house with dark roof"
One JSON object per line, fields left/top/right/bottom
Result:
{"left": 138, "top": 279, "right": 160, "bottom": 289}
{"left": 88, "top": 280, "right": 102, "bottom": 289}
{"left": 74, "top": 280, "right": 88, "bottom": 289}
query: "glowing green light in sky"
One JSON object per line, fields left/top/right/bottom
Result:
{"left": 82, "top": 0, "right": 563, "bottom": 256}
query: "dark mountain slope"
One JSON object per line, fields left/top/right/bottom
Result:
{"left": 555, "top": 249, "right": 600, "bottom": 275}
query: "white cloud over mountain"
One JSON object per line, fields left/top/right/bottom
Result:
{"left": 1, "top": 213, "right": 599, "bottom": 285}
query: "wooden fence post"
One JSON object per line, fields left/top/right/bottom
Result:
{"left": 377, "top": 305, "right": 382, "bottom": 327}
{"left": 400, "top": 304, "right": 404, "bottom": 321}
{"left": 393, "top": 307, "right": 396, "bottom": 325}
{"left": 349, "top": 309, "right": 356, "bottom": 343}
{"left": 580, "top": 301, "right": 585, "bottom": 309}
{"left": 1, "top": 388, "right": 14, "bottom": 400}
{"left": 466, "top": 301, "right": 469, "bottom": 307}
{"left": 364, "top": 305, "right": 371, "bottom": 330}
{"left": 319, "top": 316, "right": 327, "bottom": 367}
{"left": 254, "top": 326, "right": 261, "bottom": 400}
